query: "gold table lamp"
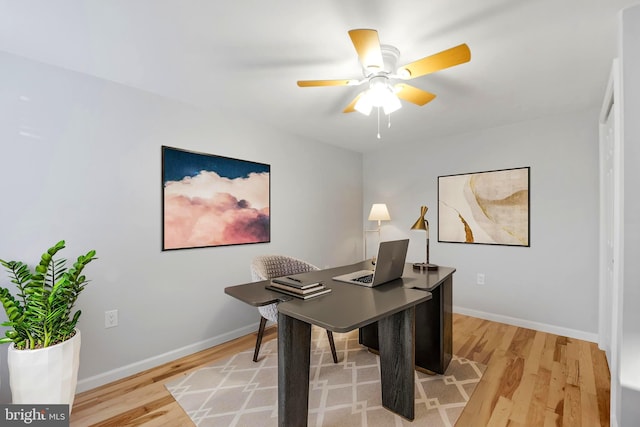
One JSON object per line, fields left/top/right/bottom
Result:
{"left": 410, "top": 205, "right": 438, "bottom": 271}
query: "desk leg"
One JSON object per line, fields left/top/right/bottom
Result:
{"left": 415, "top": 275, "right": 453, "bottom": 374}
{"left": 277, "top": 312, "right": 311, "bottom": 427}
{"left": 360, "top": 275, "right": 453, "bottom": 374}
{"left": 378, "top": 307, "right": 415, "bottom": 421}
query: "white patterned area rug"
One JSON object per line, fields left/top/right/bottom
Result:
{"left": 166, "top": 327, "right": 485, "bottom": 427}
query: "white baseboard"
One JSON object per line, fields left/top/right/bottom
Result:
{"left": 453, "top": 306, "right": 599, "bottom": 343}
{"left": 76, "top": 322, "right": 258, "bottom": 393}
{"left": 77, "top": 309, "right": 599, "bottom": 394}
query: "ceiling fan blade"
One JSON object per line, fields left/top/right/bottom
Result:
{"left": 297, "top": 79, "right": 355, "bottom": 87}
{"left": 348, "top": 29, "right": 384, "bottom": 71}
{"left": 343, "top": 93, "right": 364, "bottom": 113}
{"left": 398, "top": 43, "right": 471, "bottom": 79}
{"left": 395, "top": 84, "right": 436, "bottom": 106}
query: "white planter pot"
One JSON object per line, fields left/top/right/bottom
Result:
{"left": 7, "top": 329, "right": 81, "bottom": 408}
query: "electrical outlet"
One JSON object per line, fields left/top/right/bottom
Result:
{"left": 105, "top": 310, "right": 118, "bottom": 328}
{"left": 476, "top": 273, "right": 485, "bottom": 285}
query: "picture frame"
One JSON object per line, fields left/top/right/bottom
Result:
{"left": 438, "top": 167, "right": 530, "bottom": 246}
{"left": 162, "top": 146, "right": 270, "bottom": 250}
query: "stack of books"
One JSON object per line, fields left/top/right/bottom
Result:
{"left": 266, "top": 275, "right": 332, "bottom": 299}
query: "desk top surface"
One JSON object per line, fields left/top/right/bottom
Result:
{"left": 225, "top": 262, "right": 455, "bottom": 333}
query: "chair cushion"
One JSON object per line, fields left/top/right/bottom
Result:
{"left": 258, "top": 304, "right": 279, "bottom": 322}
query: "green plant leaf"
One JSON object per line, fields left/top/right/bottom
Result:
{"left": 0, "top": 241, "right": 96, "bottom": 349}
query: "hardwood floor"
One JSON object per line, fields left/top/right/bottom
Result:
{"left": 70, "top": 314, "right": 610, "bottom": 426}
{"left": 453, "top": 314, "right": 610, "bottom": 426}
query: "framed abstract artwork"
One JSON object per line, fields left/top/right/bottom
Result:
{"left": 438, "top": 167, "right": 530, "bottom": 246}
{"left": 162, "top": 146, "right": 270, "bottom": 250}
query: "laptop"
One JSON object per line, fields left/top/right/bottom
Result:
{"left": 332, "top": 239, "right": 409, "bottom": 287}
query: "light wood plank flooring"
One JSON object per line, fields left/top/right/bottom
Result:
{"left": 70, "top": 314, "right": 610, "bottom": 426}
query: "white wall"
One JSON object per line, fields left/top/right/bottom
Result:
{"left": 0, "top": 51, "right": 363, "bottom": 402}
{"left": 363, "top": 108, "right": 600, "bottom": 340}
{"left": 620, "top": 4, "right": 640, "bottom": 426}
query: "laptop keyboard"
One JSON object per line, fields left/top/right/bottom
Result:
{"left": 354, "top": 274, "right": 373, "bottom": 284}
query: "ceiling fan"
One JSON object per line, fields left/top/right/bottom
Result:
{"left": 297, "top": 29, "right": 471, "bottom": 116}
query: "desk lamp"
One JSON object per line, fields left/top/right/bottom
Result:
{"left": 365, "top": 203, "right": 390, "bottom": 260}
{"left": 411, "top": 205, "right": 438, "bottom": 271}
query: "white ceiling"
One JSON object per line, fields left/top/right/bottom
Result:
{"left": 0, "top": 0, "right": 636, "bottom": 152}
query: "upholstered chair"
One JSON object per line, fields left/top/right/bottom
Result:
{"left": 250, "top": 255, "right": 338, "bottom": 363}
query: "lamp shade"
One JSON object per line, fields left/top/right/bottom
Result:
{"left": 382, "top": 92, "right": 402, "bottom": 115}
{"left": 411, "top": 206, "right": 429, "bottom": 231}
{"left": 354, "top": 92, "right": 374, "bottom": 116}
{"left": 368, "top": 204, "right": 391, "bottom": 221}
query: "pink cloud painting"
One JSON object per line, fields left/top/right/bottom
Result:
{"left": 162, "top": 147, "right": 270, "bottom": 250}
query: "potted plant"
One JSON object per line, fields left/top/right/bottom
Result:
{"left": 0, "top": 240, "right": 97, "bottom": 407}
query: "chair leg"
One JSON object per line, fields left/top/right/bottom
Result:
{"left": 326, "top": 330, "right": 338, "bottom": 363}
{"left": 253, "top": 316, "right": 268, "bottom": 362}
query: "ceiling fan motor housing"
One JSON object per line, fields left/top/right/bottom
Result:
{"left": 362, "top": 44, "right": 400, "bottom": 77}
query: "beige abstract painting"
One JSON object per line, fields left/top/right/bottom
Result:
{"left": 438, "top": 167, "right": 529, "bottom": 246}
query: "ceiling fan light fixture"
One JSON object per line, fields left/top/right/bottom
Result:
{"left": 382, "top": 92, "right": 402, "bottom": 114}
{"left": 354, "top": 92, "right": 373, "bottom": 115}
{"left": 354, "top": 82, "right": 402, "bottom": 116}
{"left": 360, "top": 77, "right": 402, "bottom": 115}
{"left": 368, "top": 77, "right": 389, "bottom": 100}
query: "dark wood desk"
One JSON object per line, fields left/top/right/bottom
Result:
{"left": 225, "top": 261, "right": 434, "bottom": 426}
{"left": 359, "top": 264, "right": 455, "bottom": 374}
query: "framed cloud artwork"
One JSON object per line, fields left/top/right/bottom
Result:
{"left": 162, "top": 146, "right": 270, "bottom": 250}
{"left": 438, "top": 167, "right": 530, "bottom": 246}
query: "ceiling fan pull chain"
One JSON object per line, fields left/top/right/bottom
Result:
{"left": 377, "top": 107, "right": 381, "bottom": 139}
{"left": 388, "top": 113, "right": 392, "bottom": 129}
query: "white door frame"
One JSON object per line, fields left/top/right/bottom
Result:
{"left": 598, "top": 58, "right": 623, "bottom": 426}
